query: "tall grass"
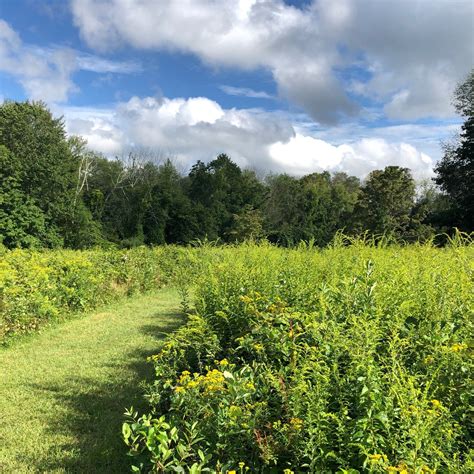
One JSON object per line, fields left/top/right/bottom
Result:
{"left": 0, "top": 247, "right": 165, "bottom": 343}
{"left": 125, "top": 238, "right": 473, "bottom": 473}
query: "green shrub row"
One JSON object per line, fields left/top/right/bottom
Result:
{"left": 0, "top": 247, "right": 169, "bottom": 343}
{"left": 124, "top": 240, "right": 474, "bottom": 473}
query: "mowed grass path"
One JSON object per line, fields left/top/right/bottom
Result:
{"left": 0, "top": 288, "right": 183, "bottom": 473}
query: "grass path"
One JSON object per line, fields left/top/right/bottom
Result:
{"left": 0, "top": 288, "right": 183, "bottom": 473}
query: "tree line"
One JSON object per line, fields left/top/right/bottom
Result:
{"left": 0, "top": 71, "right": 472, "bottom": 249}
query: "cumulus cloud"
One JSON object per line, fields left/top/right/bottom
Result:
{"left": 63, "top": 95, "right": 436, "bottom": 179}
{"left": 71, "top": 0, "right": 473, "bottom": 122}
{"left": 269, "top": 135, "right": 433, "bottom": 179}
{"left": 0, "top": 20, "right": 141, "bottom": 103}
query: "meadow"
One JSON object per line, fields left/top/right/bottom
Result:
{"left": 1, "top": 237, "right": 473, "bottom": 473}
{"left": 124, "top": 238, "right": 473, "bottom": 473}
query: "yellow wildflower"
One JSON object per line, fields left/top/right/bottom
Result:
{"left": 174, "top": 386, "right": 185, "bottom": 393}
{"left": 219, "top": 358, "right": 229, "bottom": 366}
{"left": 431, "top": 399, "right": 442, "bottom": 409}
{"left": 451, "top": 342, "right": 467, "bottom": 352}
{"left": 238, "top": 462, "right": 245, "bottom": 469}
{"left": 245, "top": 382, "right": 256, "bottom": 391}
{"left": 289, "top": 417, "right": 303, "bottom": 430}
{"left": 369, "top": 453, "right": 383, "bottom": 461}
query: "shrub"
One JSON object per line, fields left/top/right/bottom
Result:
{"left": 125, "top": 239, "right": 474, "bottom": 472}
{"left": 0, "top": 247, "right": 166, "bottom": 343}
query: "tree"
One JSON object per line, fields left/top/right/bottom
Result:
{"left": 434, "top": 70, "right": 474, "bottom": 231}
{"left": 0, "top": 101, "right": 99, "bottom": 248}
{"left": 264, "top": 174, "right": 301, "bottom": 245}
{"left": 227, "top": 205, "right": 265, "bottom": 242}
{"left": 187, "top": 154, "right": 265, "bottom": 241}
{"left": 353, "top": 166, "right": 416, "bottom": 237}
{"left": 0, "top": 145, "right": 56, "bottom": 248}
{"left": 143, "top": 160, "right": 197, "bottom": 244}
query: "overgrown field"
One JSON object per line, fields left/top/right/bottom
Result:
{"left": 0, "top": 247, "right": 165, "bottom": 343}
{"left": 124, "top": 239, "right": 473, "bottom": 473}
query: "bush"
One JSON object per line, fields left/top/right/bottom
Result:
{"left": 0, "top": 247, "right": 165, "bottom": 343}
{"left": 125, "top": 239, "right": 474, "bottom": 472}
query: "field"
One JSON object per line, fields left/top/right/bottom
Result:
{"left": 1, "top": 239, "right": 473, "bottom": 472}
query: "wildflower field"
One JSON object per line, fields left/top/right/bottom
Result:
{"left": 124, "top": 238, "right": 473, "bottom": 473}
{"left": 1, "top": 238, "right": 472, "bottom": 472}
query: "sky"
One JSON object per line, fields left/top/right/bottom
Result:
{"left": 0, "top": 0, "right": 473, "bottom": 179}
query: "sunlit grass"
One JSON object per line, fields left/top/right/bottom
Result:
{"left": 0, "top": 288, "right": 182, "bottom": 473}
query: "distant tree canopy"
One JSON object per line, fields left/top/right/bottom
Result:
{"left": 0, "top": 99, "right": 471, "bottom": 249}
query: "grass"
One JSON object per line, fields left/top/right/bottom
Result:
{"left": 0, "top": 287, "right": 183, "bottom": 473}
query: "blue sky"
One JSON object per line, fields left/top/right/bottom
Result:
{"left": 1, "top": 0, "right": 472, "bottom": 178}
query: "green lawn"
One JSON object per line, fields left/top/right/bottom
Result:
{"left": 0, "top": 288, "right": 183, "bottom": 473}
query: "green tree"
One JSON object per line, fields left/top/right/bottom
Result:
{"left": 0, "top": 145, "right": 56, "bottom": 247}
{"left": 0, "top": 101, "right": 99, "bottom": 248}
{"left": 187, "top": 154, "right": 265, "bottom": 241}
{"left": 353, "top": 166, "right": 416, "bottom": 237}
{"left": 434, "top": 70, "right": 474, "bottom": 231}
{"left": 143, "top": 160, "right": 197, "bottom": 244}
{"left": 227, "top": 205, "right": 265, "bottom": 242}
{"left": 264, "top": 173, "right": 301, "bottom": 245}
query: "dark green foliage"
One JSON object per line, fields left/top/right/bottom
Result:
{"left": 434, "top": 70, "right": 474, "bottom": 231}
{"left": 188, "top": 154, "right": 266, "bottom": 241}
{"left": 0, "top": 101, "right": 100, "bottom": 248}
{"left": 352, "top": 166, "right": 416, "bottom": 237}
{"left": 264, "top": 172, "right": 360, "bottom": 246}
{"left": 1, "top": 99, "right": 469, "bottom": 249}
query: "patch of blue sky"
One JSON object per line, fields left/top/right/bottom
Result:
{"left": 1, "top": 0, "right": 79, "bottom": 48}
{"left": 0, "top": 74, "right": 27, "bottom": 102}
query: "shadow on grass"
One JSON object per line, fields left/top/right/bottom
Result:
{"left": 26, "top": 312, "right": 184, "bottom": 473}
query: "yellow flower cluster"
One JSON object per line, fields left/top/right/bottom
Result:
{"left": 369, "top": 453, "right": 388, "bottom": 462}
{"left": 450, "top": 342, "right": 468, "bottom": 352}
{"left": 289, "top": 417, "right": 303, "bottom": 431}
{"left": 431, "top": 399, "right": 442, "bottom": 409}
{"left": 387, "top": 466, "right": 408, "bottom": 474}
{"left": 239, "top": 295, "right": 253, "bottom": 304}
{"left": 174, "top": 368, "right": 226, "bottom": 394}
{"left": 386, "top": 462, "right": 433, "bottom": 473}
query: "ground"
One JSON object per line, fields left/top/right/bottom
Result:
{"left": 0, "top": 288, "right": 182, "bottom": 473}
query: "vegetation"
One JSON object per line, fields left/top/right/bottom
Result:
{"left": 123, "top": 238, "right": 473, "bottom": 472}
{"left": 435, "top": 70, "right": 474, "bottom": 231}
{"left": 0, "top": 57, "right": 471, "bottom": 474}
{"left": 0, "top": 247, "right": 165, "bottom": 343}
{"left": 1, "top": 72, "right": 472, "bottom": 250}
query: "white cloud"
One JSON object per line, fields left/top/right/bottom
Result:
{"left": 62, "top": 95, "right": 438, "bottom": 179}
{"left": 269, "top": 135, "right": 434, "bottom": 179}
{"left": 0, "top": 20, "right": 77, "bottom": 102}
{"left": 75, "top": 52, "right": 141, "bottom": 74}
{"left": 220, "top": 85, "right": 273, "bottom": 99}
{"left": 71, "top": 0, "right": 474, "bottom": 122}
{"left": 0, "top": 20, "right": 141, "bottom": 103}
